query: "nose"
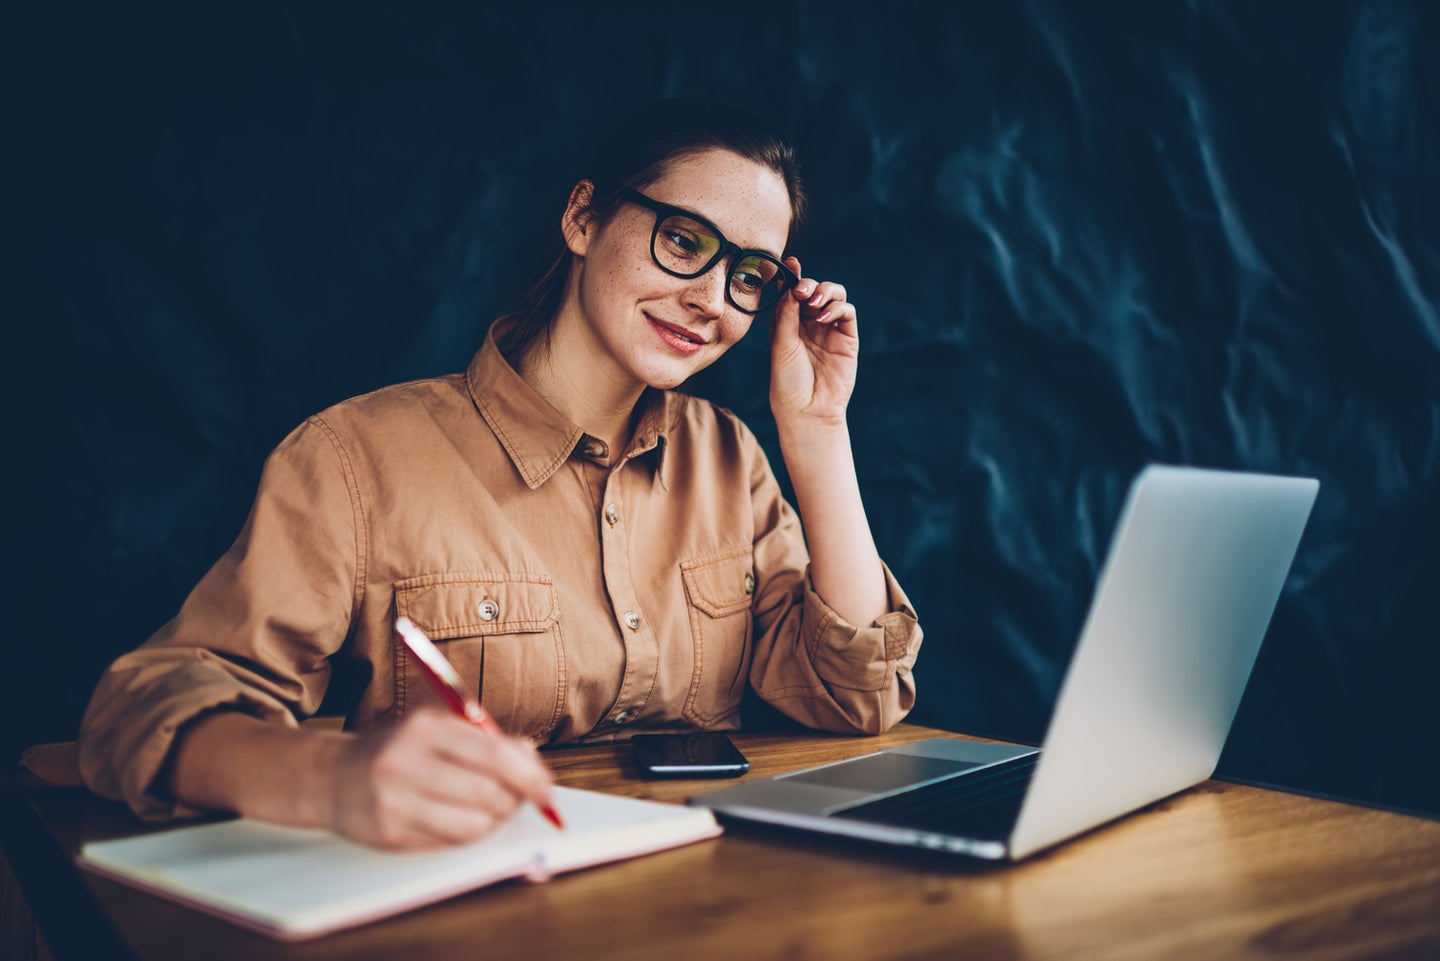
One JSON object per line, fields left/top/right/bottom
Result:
{"left": 683, "top": 260, "right": 728, "bottom": 319}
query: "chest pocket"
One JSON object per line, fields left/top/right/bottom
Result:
{"left": 394, "top": 572, "right": 565, "bottom": 741}
{"left": 680, "top": 546, "right": 756, "bottom": 726}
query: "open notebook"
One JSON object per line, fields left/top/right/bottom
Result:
{"left": 77, "top": 786, "right": 720, "bottom": 941}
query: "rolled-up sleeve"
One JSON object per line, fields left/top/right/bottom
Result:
{"left": 77, "top": 416, "right": 363, "bottom": 819}
{"left": 743, "top": 438, "right": 922, "bottom": 735}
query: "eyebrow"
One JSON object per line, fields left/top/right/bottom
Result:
{"left": 653, "top": 197, "right": 786, "bottom": 262}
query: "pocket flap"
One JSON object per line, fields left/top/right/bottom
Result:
{"left": 394, "top": 573, "right": 559, "bottom": 638}
{"left": 681, "top": 548, "right": 755, "bottom": 619}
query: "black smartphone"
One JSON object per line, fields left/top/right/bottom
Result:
{"left": 631, "top": 733, "right": 751, "bottom": 779}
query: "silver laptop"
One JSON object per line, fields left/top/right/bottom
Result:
{"left": 691, "top": 465, "right": 1319, "bottom": 861}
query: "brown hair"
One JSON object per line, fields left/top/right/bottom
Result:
{"left": 495, "top": 97, "right": 806, "bottom": 360}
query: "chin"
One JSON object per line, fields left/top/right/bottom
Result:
{"left": 631, "top": 355, "right": 714, "bottom": 392}
{"left": 640, "top": 372, "right": 690, "bottom": 391}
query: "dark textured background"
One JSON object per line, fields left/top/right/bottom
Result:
{"left": 6, "top": 2, "right": 1437, "bottom": 817}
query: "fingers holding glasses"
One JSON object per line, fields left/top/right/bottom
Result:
{"left": 804, "top": 284, "right": 855, "bottom": 328}
{"left": 785, "top": 258, "right": 857, "bottom": 331}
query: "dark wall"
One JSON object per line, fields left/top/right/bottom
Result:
{"left": 7, "top": 2, "right": 1437, "bottom": 817}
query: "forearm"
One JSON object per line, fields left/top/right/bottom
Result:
{"left": 776, "top": 418, "right": 888, "bottom": 626}
{"left": 165, "top": 711, "right": 349, "bottom": 829}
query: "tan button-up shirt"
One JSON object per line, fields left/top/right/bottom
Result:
{"left": 79, "top": 327, "right": 923, "bottom": 818}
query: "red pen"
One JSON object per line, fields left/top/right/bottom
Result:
{"left": 394, "top": 615, "right": 565, "bottom": 830}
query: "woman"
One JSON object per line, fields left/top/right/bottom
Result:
{"left": 78, "top": 97, "right": 922, "bottom": 850}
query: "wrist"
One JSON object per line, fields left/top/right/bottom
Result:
{"left": 169, "top": 711, "right": 352, "bottom": 830}
{"left": 777, "top": 418, "right": 854, "bottom": 477}
{"left": 775, "top": 415, "right": 850, "bottom": 453}
{"left": 288, "top": 727, "right": 356, "bottom": 831}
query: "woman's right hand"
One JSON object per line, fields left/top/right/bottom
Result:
{"left": 167, "top": 708, "right": 556, "bottom": 851}
{"left": 323, "top": 707, "right": 558, "bottom": 850}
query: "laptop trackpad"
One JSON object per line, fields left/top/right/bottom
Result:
{"left": 784, "top": 754, "right": 982, "bottom": 792}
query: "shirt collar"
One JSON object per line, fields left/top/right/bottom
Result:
{"left": 467, "top": 323, "right": 675, "bottom": 490}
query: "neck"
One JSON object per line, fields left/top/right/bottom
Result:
{"left": 517, "top": 313, "right": 645, "bottom": 456}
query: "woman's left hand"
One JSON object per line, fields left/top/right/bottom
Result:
{"left": 768, "top": 256, "right": 859, "bottom": 427}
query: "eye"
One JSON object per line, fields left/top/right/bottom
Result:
{"left": 656, "top": 215, "right": 718, "bottom": 266}
{"left": 731, "top": 255, "right": 777, "bottom": 293}
{"left": 732, "top": 267, "right": 765, "bottom": 292}
{"left": 662, "top": 227, "right": 701, "bottom": 256}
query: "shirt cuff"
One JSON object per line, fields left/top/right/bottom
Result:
{"left": 79, "top": 653, "right": 300, "bottom": 821}
{"left": 803, "top": 562, "right": 921, "bottom": 692}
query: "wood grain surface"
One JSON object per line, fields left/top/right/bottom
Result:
{"left": 8, "top": 724, "right": 1439, "bottom": 961}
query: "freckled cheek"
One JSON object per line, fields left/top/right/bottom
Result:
{"left": 587, "top": 228, "right": 648, "bottom": 284}
{"left": 589, "top": 262, "right": 647, "bottom": 313}
{"left": 602, "top": 253, "right": 661, "bottom": 296}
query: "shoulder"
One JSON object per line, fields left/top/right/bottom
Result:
{"left": 660, "top": 391, "right": 775, "bottom": 487}
{"left": 303, "top": 373, "right": 471, "bottom": 443}
{"left": 665, "top": 390, "right": 763, "bottom": 451}
{"left": 260, "top": 372, "right": 471, "bottom": 474}
{"left": 317, "top": 372, "right": 470, "bottom": 426}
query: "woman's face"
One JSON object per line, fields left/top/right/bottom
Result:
{"left": 561, "top": 147, "right": 793, "bottom": 391}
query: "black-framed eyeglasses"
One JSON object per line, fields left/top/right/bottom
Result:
{"left": 624, "top": 190, "right": 798, "bottom": 315}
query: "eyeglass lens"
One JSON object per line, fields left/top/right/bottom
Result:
{"left": 653, "top": 213, "right": 787, "bottom": 313}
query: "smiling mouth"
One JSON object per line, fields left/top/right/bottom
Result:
{"left": 646, "top": 315, "right": 706, "bottom": 354}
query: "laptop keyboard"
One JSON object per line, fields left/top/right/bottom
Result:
{"left": 832, "top": 752, "right": 1040, "bottom": 841}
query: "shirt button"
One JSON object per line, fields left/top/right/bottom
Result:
{"left": 614, "top": 709, "right": 633, "bottom": 725}
{"left": 477, "top": 599, "right": 499, "bottom": 621}
{"left": 582, "top": 439, "right": 607, "bottom": 459}
{"left": 605, "top": 503, "right": 619, "bottom": 526}
{"left": 743, "top": 572, "right": 755, "bottom": 595}
{"left": 623, "top": 610, "right": 641, "bottom": 631}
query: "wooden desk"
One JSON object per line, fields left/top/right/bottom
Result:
{"left": 4, "top": 724, "right": 1439, "bottom": 960}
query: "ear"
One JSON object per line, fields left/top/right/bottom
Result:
{"left": 561, "top": 180, "right": 597, "bottom": 257}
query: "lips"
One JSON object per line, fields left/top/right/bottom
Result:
{"left": 646, "top": 314, "right": 707, "bottom": 354}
